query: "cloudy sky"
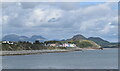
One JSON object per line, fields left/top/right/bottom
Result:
{"left": 1, "top": 2, "right": 118, "bottom": 42}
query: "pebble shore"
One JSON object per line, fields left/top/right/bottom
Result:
{"left": 0, "top": 48, "right": 82, "bottom": 56}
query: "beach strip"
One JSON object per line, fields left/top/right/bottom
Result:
{"left": 0, "top": 48, "right": 82, "bottom": 56}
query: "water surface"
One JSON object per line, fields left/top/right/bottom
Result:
{"left": 2, "top": 48, "right": 118, "bottom": 69}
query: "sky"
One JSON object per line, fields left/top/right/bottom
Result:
{"left": 1, "top": 2, "right": 118, "bottom": 42}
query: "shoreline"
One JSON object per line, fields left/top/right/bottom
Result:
{"left": 0, "top": 48, "right": 83, "bottom": 56}
{"left": 0, "top": 48, "right": 112, "bottom": 56}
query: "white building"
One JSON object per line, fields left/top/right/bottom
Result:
{"left": 62, "top": 43, "right": 76, "bottom": 47}
{"left": 49, "top": 44, "right": 57, "bottom": 47}
{"left": 46, "top": 43, "right": 77, "bottom": 48}
{"left": 2, "top": 41, "right": 14, "bottom": 44}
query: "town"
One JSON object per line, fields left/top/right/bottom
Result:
{"left": 2, "top": 40, "right": 77, "bottom": 48}
{"left": 1, "top": 38, "right": 103, "bottom": 51}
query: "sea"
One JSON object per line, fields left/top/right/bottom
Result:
{"left": 1, "top": 48, "right": 118, "bottom": 69}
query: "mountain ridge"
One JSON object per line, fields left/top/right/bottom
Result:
{"left": 66, "top": 34, "right": 117, "bottom": 48}
{"left": 2, "top": 34, "right": 47, "bottom": 42}
{"left": 2, "top": 34, "right": 118, "bottom": 48}
{"left": 67, "top": 34, "right": 87, "bottom": 41}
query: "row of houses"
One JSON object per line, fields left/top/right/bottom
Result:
{"left": 2, "top": 41, "right": 14, "bottom": 44}
{"left": 2, "top": 41, "right": 77, "bottom": 48}
{"left": 47, "top": 43, "right": 77, "bottom": 47}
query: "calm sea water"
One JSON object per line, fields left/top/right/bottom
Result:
{"left": 2, "top": 48, "right": 118, "bottom": 69}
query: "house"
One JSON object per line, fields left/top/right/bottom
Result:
{"left": 2, "top": 41, "right": 14, "bottom": 44}
{"left": 69, "top": 44, "right": 77, "bottom": 47}
{"left": 46, "top": 43, "right": 77, "bottom": 48}
{"left": 57, "top": 44, "right": 63, "bottom": 47}
{"left": 49, "top": 44, "right": 57, "bottom": 47}
{"left": 62, "top": 43, "right": 76, "bottom": 47}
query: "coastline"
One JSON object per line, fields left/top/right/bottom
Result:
{"left": 0, "top": 48, "right": 83, "bottom": 56}
{"left": 0, "top": 48, "right": 111, "bottom": 56}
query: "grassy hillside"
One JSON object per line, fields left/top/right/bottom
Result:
{"left": 75, "top": 40, "right": 101, "bottom": 48}
{"left": 88, "top": 37, "right": 118, "bottom": 48}
{"left": 1, "top": 41, "right": 68, "bottom": 51}
{"left": 1, "top": 39, "right": 101, "bottom": 51}
{"left": 2, "top": 41, "right": 47, "bottom": 51}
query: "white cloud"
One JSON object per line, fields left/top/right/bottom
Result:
{"left": 2, "top": 2, "right": 118, "bottom": 42}
{"left": 23, "top": 5, "right": 63, "bottom": 27}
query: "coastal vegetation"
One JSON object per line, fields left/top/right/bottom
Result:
{"left": 1, "top": 40, "right": 101, "bottom": 51}
{"left": 75, "top": 40, "right": 100, "bottom": 48}
{"left": 1, "top": 40, "right": 67, "bottom": 51}
{"left": 1, "top": 34, "right": 118, "bottom": 51}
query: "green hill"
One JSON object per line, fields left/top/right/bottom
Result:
{"left": 73, "top": 40, "right": 101, "bottom": 48}
{"left": 88, "top": 37, "right": 110, "bottom": 47}
{"left": 88, "top": 37, "right": 118, "bottom": 48}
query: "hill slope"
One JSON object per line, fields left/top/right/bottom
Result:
{"left": 29, "top": 35, "right": 46, "bottom": 42}
{"left": 88, "top": 37, "right": 110, "bottom": 47}
{"left": 67, "top": 34, "right": 87, "bottom": 41}
{"left": 76, "top": 40, "right": 101, "bottom": 48}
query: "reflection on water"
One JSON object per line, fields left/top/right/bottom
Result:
{"left": 2, "top": 48, "right": 118, "bottom": 69}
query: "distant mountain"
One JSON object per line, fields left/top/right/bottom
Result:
{"left": 2, "top": 34, "right": 118, "bottom": 48}
{"left": 2, "top": 34, "right": 47, "bottom": 42}
{"left": 67, "top": 34, "right": 87, "bottom": 41}
{"left": 29, "top": 35, "right": 46, "bottom": 42}
{"left": 67, "top": 34, "right": 118, "bottom": 48}
{"left": 2, "top": 34, "right": 20, "bottom": 41}
{"left": 19, "top": 36, "right": 29, "bottom": 41}
{"left": 88, "top": 37, "right": 110, "bottom": 47}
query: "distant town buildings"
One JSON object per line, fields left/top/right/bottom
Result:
{"left": 2, "top": 41, "right": 14, "bottom": 44}
{"left": 2, "top": 40, "right": 77, "bottom": 48}
{"left": 47, "top": 43, "right": 77, "bottom": 47}
{"left": 49, "top": 44, "right": 57, "bottom": 47}
{"left": 62, "top": 43, "right": 76, "bottom": 47}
